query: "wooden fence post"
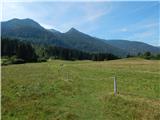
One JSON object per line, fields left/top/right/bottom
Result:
{"left": 113, "top": 76, "right": 117, "bottom": 96}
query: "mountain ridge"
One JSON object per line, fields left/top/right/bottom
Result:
{"left": 1, "top": 18, "right": 159, "bottom": 57}
{"left": 104, "top": 40, "right": 160, "bottom": 55}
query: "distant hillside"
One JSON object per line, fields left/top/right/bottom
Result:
{"left": 59, "top": 28, "right": 127, "bottom": 56}
{"left": 104, "top": 40, "right": 160, "bottom": 55}
{"left": 1, "top": 18, "right": 159, "bottom": 57}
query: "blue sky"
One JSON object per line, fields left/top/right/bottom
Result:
{"left": 1, "top": 0, "right": 160, "bottom": 46}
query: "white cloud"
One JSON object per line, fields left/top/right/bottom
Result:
{"left": 83, "top": 3, "right": 112, "bottom": 22}
{"left": 119, "top": 28, "right": 128, "bottom": 32}
{"left": 2, "top": 1, "right": 111, "bottom": 32}
{"left": 137, "top": 31, "right": 153, "bottom": 38}
{"left": 58, "top": 3, "right": 112, "bottom": 32}
{"left": 40, "top": 23, "right": 53, "bottom": 29}
{"left": 143, "top": 23, "right": 159, "bottom": 28}
{"left": 85, "top": 9, "right": 109, "bottom": 22}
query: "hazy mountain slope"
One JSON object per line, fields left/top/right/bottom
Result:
{"left": 60, "top": 28, "right": 127, "bottom": 56}
{"left": 104, "top": 40, "right": 160, "bottom": 55}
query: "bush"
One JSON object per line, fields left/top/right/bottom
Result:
{"left": 12, "top": 59, "right": 25, "bottom": 64}
{"left": 1, "top": 59, "right": 12, "bottom": 66}
{"left": 1, "top": 56, "right": 25, "bottom": 65}
{"left": 37, "top": 58, "right": 47, "bottom": 62}
{"left": 143, "top": 51, "right": 152, "bottom": 59}
{"left": 49, "top": 56, "right": 56, "bottom": 60}
{"left": 155, "top": 54, "right": 160, "bottom": 60}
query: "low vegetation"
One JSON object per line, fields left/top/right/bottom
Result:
{"left": 127, "top": 52, "right": 160, "bottom": 60}
{"left": 2, "top": 58, "right": 160, "bottom": 119}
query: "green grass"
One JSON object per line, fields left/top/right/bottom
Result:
{"left": 2, "top": 58, "right": 160, "bottom": 120}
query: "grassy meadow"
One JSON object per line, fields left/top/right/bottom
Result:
{"left": 1, "top": 58, "right": 160, "bottom": 120}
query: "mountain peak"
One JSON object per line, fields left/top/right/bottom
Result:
{"left": 65, "top": 27, "right": 93, "bottom": 38}
{"left": 9, "top": 18, "right": 20, "bottom": 21}
{"left": 6, "top": 18, "right": 35, "bottom": 23}
{"left": 67, "top": 27, "right": 79, "bottom": 33}
{"left": 2, "top": 18, "right": 44, "bottom": 30}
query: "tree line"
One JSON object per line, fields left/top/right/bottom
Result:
{"left": 1, "top": 38, "right": 119, "bottom": 65}
{"left": 126, "top": 51, "right": 160, "bottom": 60}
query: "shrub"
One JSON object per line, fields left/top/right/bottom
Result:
{"left": 37, "top": 58, "right": 47, "bottom": 62}
{"left": 12, "top": 59, "right": 25, "bottom": 64}
{"left": 1, "top": 59, "right": 12, "bottom": 66}
{"left": 1, "top": 56, "right": 25, "bottom": 65}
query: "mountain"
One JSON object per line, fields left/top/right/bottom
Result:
{"left": 104, "top": 40, "right": 160, "bottom": 55}
{"left": 2, "top": 18, "right": 45, "bottom": 37}
{"left": 1, "top": 18, "right": 128, "bottom": 57}
{"left": 60, "top": 28, "right": 127, "bottom": 56}
{"left": 1, "top": 18, "right": 159, "bottom": 57}
{"left": 1, "top": 18, "right": 66, "bottom": 46}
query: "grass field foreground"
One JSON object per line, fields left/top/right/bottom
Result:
{"left": 2, "top": 58, "right": 160, "bottom": 120}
